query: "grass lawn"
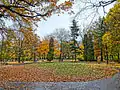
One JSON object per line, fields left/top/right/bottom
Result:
{"left": 0, "top": 62, "right": 119, "bottom": 83}
{"left": 28, "top": 62, "right": 119, "bottom": 81}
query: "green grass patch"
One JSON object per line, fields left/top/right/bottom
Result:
{"left": 30, "top": 62, "right": 118, "bottom": 78}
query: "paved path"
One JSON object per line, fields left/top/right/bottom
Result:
{"left": 0, "top": 73, "right": 120, "bottom": 90}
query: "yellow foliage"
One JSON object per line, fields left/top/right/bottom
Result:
{"left": 37, "top": 39, "right": 60, "bottom": 57}
{"left": 102, "top": 32, "right": 112, "bottom": 45}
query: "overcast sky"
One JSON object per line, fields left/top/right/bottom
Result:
{"left": 36, "top": 12, "right": 74, "bottom": 38}
{"left": 35, "top": 1, "right": 76, "bottom": 38}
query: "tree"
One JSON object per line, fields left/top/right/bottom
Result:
{"left": 0, "top": 25, "right": 41, "bottom": 63}
{"left": 83, "top": 31, "right": 94, "bottom": 61}
{"left": 53, "top": 39, "right": 60, "bottom": 59}
{"left": 14, "top": 27, "right": 40, "bottom": 63}
{"left": 61, "top": 41, "right": 71, "bottom": 60}
{"left": 0, "top": 0, "right": 74, "bottom": 63}
{"left": 0, "top": 27, "right": 17, "bottom": 63}
{"left": 87, "top": 32, "right": 94, "bottom": 61}
{"left": 37, "top": 35, "right": 60, "bottom": 60}
{"left": 78, "top": 43, "right": 84, "bottom": 60}
{"left": 70, "top": 19, "right": 79, "bottom": 62}
{"left": 52, "top": 28, "right": 70, "bottom": 62}
{"left": 92, "top": 17, "right": 106, "bottom": 62}
{"left": 102, "top": 32, "right": 113, "bottom": 64}
{"left": 0, "top": 0, "right": 73, "bottom": 27}
{"left": 37, "top": 38, "right": 49, "bottom": 60}
{"left": 83, "top": 34, "right": 87, "bottom": 61}
{"left": 105, "top": 2, "right": 120, "bottom": 62}
{"left": 47, "top": 37, "right": 54, "bottom": 61}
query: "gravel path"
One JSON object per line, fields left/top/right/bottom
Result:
{"left": 0, "top": 73, "right": 120, "bottom": 90}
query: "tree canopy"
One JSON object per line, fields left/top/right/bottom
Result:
{"left": 0, "top": 0, "right": 73, "bottom": 26}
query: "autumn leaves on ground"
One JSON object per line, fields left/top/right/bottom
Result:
{"left": 0, "top": 62, "right": 119, "bottom": 86}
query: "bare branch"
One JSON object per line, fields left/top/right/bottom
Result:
{"left": 75, "top": 0, "right": 117, "bottom": 19}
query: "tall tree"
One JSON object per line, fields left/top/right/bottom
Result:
{"left": 83, "top": 34, "right": 88, "bottom": 61}
{"left": 37, "top": 38, "right": 49, "bottom": 60}
{"left": 105, "top": 1, "right": 120, "bottom": 62}
{"left": 70, "top": 19, "right": 79, "bottom": 62}
{"left": 92, "top": 17, "right": 106, "bottom": 62}
{"left": 102, "top": 32, "right": 113, "bottom": 64}
{"left": 52, "top": 28, "right": 70, "bottom": 62}
{"left": 47, "top": 37, "right": 54, "bottom": 61}
{"left": 87, "top": 32, "right": 94, "bottom": 61}
{"left": 83, "top": 31, "right": 94, "bottom": 61}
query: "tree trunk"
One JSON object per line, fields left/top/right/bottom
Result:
{"left": 67, "top": 53, "right": 70, "bottom": 59}
{"left": 118, "top": 53, "right": 120, "bottom": 63}
{"left": 34, "top": 52, "right": 36, "bottom": 62}
{"left": 18, "top": 32, "right": 23, "bottom": 63}
{"left": 111, "top": 55, "right": 113, "bottom": 60}
{"left": 105, "top": 45, "right": 109, "bottom": 64}
{"left": 75, "top": 48, "right": 77, "bottom": 62}
{"left": 59, "top": 40, "right": 63, "bottom": 62}
{"left": 18, "top": 40, "right": 22, "bottom": 63}
{"left": 83, "top": 34, "right": 87, "bottom": 61}
{"left": 18, "top": 54, "right": 21, "bottom": 63}
{"left": 100, "top": 47, "right": 103, "bottom": 62}
{"left": 84, "top": 44, "right": 87, "bottom": 61}
{"left": 106, "top": 53, "right": 109, "bottom": 64}
{"left": 18, "top": 41, "right": 21, "bottom": 63}
{"left": 1, "top": 33, "right": 4, "bottom": 63}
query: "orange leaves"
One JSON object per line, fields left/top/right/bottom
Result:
{"left": 48, "top": 0, "right": 56, "bottom": 2}
{"left": 51, "top": 2, "right": 56, "bottom": 7}
{"left": 37, "top": 39, "right": 49, "bottom": 55}
{"left": 60, "top": 1, "right": 73, "bottom": 9}
{"left": 49, "top": 0, "right": 73, "bottom": 14}
{"left": 19, "top": 28, "right": 24, "bottom": 33}
{"left": 63, "top": 0, "right": 73, "bottom": 10}
{"left": 9, "top": 12, "right": 16, "bottom": 20}
{"left": 49, "top": 0, "right": 57, "bottom": 6}
{"left": 19, "top": 27, "right": 33, "bottom": 33}
{"left": 65, "top": 1, "right": 72, "bottom": 7}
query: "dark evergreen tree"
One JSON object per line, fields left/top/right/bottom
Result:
{"left": 70, "top": 20, "right": 79, "bottom": 62}
{"left": 47, "top": 37, "right": 54, "bottom": 61}
{"left": 92, "top": 17, "right": 106, "bottom": 62}
{"left": 83, "top": 32, "right": 94, "bottom": 61}
{"left": 83, "top": 17, "right": 106, "bottom": 61}
{"left": 87, "top": 32, "right": 94, "bottom": 61}
{"left": 83, "top": 34, "right": 88, "bottom": 61}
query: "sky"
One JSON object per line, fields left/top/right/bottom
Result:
{"left": 36, "top": 13, "right": 74, "bottom": 38}
{"left": 35, "top": 0, "right": 115, "bottom": 38}
{"left": 35, "top": 0, "right": 78, "bottom": 38}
